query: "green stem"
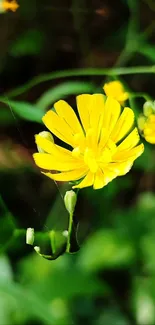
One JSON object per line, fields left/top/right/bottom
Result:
{"left": 2, "top": 66, "right": 155, "bottom": 98}
{"left": 129, "top": 92, "right": 153, "bottom": 101}
{"left": 66, "top": 211, "right": 73, "bottom": 253}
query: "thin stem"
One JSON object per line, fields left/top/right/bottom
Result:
{"left": 2, "top": 66, "right": 155, "bottom": 98}
{"left": 66, "top": 211, "right": 73, "bottom": 253}
{"left": 129, "top": 92, "right": 153, "bottom": 101}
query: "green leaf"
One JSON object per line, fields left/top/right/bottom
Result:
{"left": 0, "top": 255, "right": 13, "bottom": 282}
{"left": 78, "top": 229, "right": 135, "bottom": 272}
{"left": 139, "top": 45, "right": 155, "bottom": 63}
{"left": 18, "top": 253, "right": 108, "bottom": 300}
{"left": 0, "top": 256, "right": 15, "bottom": 325}
{"left": 3, "top": 100, "right": 43, "bottom": 123}
{"left": 36, "top": 81, "right": 96, "bottom": 109}
{"left": 0, "top": 280, "right": 55, "bottom": 324}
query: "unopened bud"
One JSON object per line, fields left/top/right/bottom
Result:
{"left": 137, "top": 116, "right": 146, "bottom": 132}
{"left": 26, "top": 228, "right": 34, "bottom": 245}
{"left": 37, "top": 131, "right": 54, "bottom": 153}
{"left": 64, "top": 190, "right": 77, "bottom": 214}
{"left": 62, "top": 230, "right": 68, "bottom": 238}
{"left": 34, "top": 246, "right": 40, "bottom": 254}
{"left": 143, "top": 101, "right": 154, "bottom": 117}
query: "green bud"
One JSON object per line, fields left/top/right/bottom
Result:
{"left": 26, "top": 228, "right": 34, "bottom": 245}
{"left": 64, "top": 190, "right": 77, "bottom": 214}
{"left": 143, "top": 101, "right": 154, "bottom": 117}
{"left": 34, "top": 246, "right": 40, "bottom": 254}
{"left": 62, "top": 230, "right": 68, "bottom": 238}
{"left": 37, "top": 131, "right": 54, "bottom": 153}
{"left": 137, "top": 115, "right": 146, "bottom": 132}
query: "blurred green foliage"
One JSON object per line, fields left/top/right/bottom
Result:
{"left": 1, "top": 0, "right": 155, "bottom": 324}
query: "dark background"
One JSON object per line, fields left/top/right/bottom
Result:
{"left": 0, "top": 1, "right": 155, "bottom": 324}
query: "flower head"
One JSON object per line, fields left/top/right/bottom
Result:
{"left": 138, "top": 101, "right": 155, "bottom": 144}
{"left": 0, "top": 0, "right": 19, "bottom": 12}
{"left": 33, "top": 95, "right": 144, "bottom": 190}
{"left": 103, "top": 80, "right": 129, "bottom": 105}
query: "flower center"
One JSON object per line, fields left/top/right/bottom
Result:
{"left": 73, "top": 145, "right": 117, "bottom": 176}
{"left": 84, "top": 147, "right": 98, "bottom": 173}
{"left": 72, "top": 130, "right": 117, "bottom": 173}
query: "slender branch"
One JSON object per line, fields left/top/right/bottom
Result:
{"left": 2, "top": 66, "right": 155, "bottom": 99}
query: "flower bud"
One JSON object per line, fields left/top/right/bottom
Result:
{"left": 137, "top": 116, "right": 146, "bottom": 132}
{"left": 62, "top": 230, "right": 68, "bottom": 238}
{"left": 37, "top": 131, "right": 54, "bottom": 153}
{"left": 34, "top": 246, "right": 40, "bottom": 254}
{"left": 143, "top": 101, "right": 154, "bottom": 117}
{"left": 26, "top": 228, "right": 34, "bottom": 245}
{"left": 0, "top": 0, "right": 19, "bottom": 13}
{"left": 64, "top": 190, "right": 77, "bottom": 214}
{"left": 103, "top": 80, "right": 129, "bottom": 104}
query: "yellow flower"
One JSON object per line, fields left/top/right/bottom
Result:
{"left": 0, "top": 0, "right": 19, "bottom": 12}
{"left": 103, "top": 80, "right": 129, "bottom": 105}
{"left": 138, "top": 101, "right": 155, "bottom": 144}
{"left": 33, "top": 95, "right": 144, "bottom": 190}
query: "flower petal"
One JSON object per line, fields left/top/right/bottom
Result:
{"left": 73, "top": 171, "right": 94, "bottom": 189}
{"left": 76, "top": 94, "right": 92, "bottom": 132}
{"left": 42, "top": 110, "right": 75, "bottom": 147}
{"left": 89, "top": 94, "right": 105, "bottom": 131}
{"left": 144, "top": 136, "right": 155, "bottom": 144}
{"left": 117, "top": 128, "right": 140, "bottom": 151}
{"left": 33, "top": 153, "right": 84, "bottom": 171}
{"left": 76, "top": 94, "right": 105, "bottom": 133}
{"left": 35, "top": 134, "right": 75, "bottom": 159}
{"left": 93, "top": 168, "right": 117, "bottom": 189}
{"left": 108, "top": 161, "right": 133, "bottom": 176}
{"left": 54, "top": 100, "right": 83, "bottom": 134}
{"left": 101, "top": 96, "right": 121, "bottom": 133}
{"left": 111, "top": 107, "right": 134, "bottom": 143}
{"left": 103, "top": 81, "right": 128, "bottom": 104}
{"left": 113, "top": 143, "right": 144, "bottom": 162}
{"left": 42, "top": 167, "right": 88, "bottom": 182}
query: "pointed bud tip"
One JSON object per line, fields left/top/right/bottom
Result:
{"left": 26, "top": 228, "right": 34, "bottom": 245}
{"left": 37, "top": 131, "right": 54, "bottom": 153}
{"left": 34, "top": 246, "right": 40, "bottom": 254}
{"left": 143, "top": 101, "right": 155, "bottom": 117}
{"left": 64, "top": 190, "right": 77, "bottom": 214}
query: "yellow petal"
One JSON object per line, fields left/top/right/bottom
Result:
{"left": 144, "top": 127, "right": 154, "bottom": 136}
{"left": 101, "top": 97, "right": 121, "bottom": 133}
{"left": 76, "top": 94, "right": 92, "bottom": 132}
{"left": 113, "top": 143, "right": 144, "bottom": 162}
{"left": 93, "top": 169, "right": 105, "bottom": 189}
{"left": 93, "top": 168, "right": 117, "bottom": 189}
{"left": 145, "top": 136, "right": 155, "bottom": 144}
{"left": 89, "top": 94, "right": 105, "bottom": 132}
{"left": 149, "top": 114, "right": 155, "bottom": 122}
{"left": 42, "top": 167, "right": 88, "bottom": 182}
{"left": 42, "top": 110, "right": 75, "bottom": 147}
{"left": 111, "top": 107, "right": 134, "bottom": 143}
{"left": 117, "top": 92, "right": 129, "bottom": 103}
{"left": 33, "top": 153, "right": 84, "bottom": 171}
{"left": 35, "top": 134, "right": 75, "bottom": 159}
{"left": 54, "top": 100, "right": 83, "bottom": 135}
{"left": 73, "top": 171, "right": 94, "bottom": 189}
{"left": 103, "top": 81, "right": 128, "bottom": 104}
{"left": 108, "top": 161, "right": 133, "bottom": 176}
{"left": 117, "top": 128, "right": 140, "bottom": 151}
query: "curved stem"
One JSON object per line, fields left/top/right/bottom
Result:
{"left": 129, "top": 92, "right": 153, "bottom": 101}
{"left": 2, "top": 66, "right": 155, "bottom": 98}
